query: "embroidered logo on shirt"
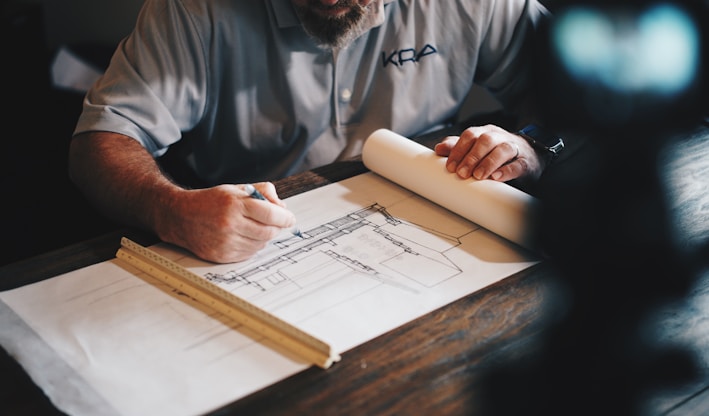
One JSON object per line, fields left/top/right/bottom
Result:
{"left": 381, "top": 44, "right": 438, "bottom": 67}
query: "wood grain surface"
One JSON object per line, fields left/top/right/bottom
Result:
{"left": 1, "top": 122, "right": 707, "bottom": 416}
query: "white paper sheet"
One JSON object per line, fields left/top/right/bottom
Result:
{"left": 0, "top": 132, "right": 540, "bottom": 416}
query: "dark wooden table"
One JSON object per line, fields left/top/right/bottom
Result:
{"left": 1, "top": 121, "right": 708, "bottom": 415}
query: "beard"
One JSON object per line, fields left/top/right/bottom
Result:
{"left": 293, "top": 1, "right": 371, "bottom": 50}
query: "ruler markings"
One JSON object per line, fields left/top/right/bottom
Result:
{"left": 116, "top": 237, "right": 340, "bottom": 369}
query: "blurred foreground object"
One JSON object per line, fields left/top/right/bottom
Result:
{"left": 480, "top": 2, "right": 709, "bottom": 415}
{"left": 537, "top": 0, "right": 708, "bottom": 133}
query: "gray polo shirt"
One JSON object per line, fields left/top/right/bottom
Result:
{"left": 74, "top": 0, "right": 547, "bottom": 185}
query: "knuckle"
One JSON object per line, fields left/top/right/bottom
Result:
{"left": 462, "top": 154, "right": 480, "bottom": 166}
{"left": 476, "top": 133, "right": 495, "bottom": 147}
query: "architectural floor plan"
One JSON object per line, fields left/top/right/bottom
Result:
{"left": 0, "top": 171, "right": 539, "bottom": 416}
{"left": 206, "top": 201, "right": 467, "bottom": 311}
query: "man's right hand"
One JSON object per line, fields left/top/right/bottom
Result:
{"left": 69, "top": 132, "right": 296, "bottom": 264}
{"left": 155, "top": 182, "right": 297, "bottom": 263}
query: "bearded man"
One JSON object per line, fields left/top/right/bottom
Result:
{"left": 69, "top": 0, "right": 553, "bottom": 263}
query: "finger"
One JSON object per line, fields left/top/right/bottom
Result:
{"left": 251, "top": 182, "right": 287, "bottom": 207}
{"left": 472, "top": 141, "right": 519, "bottom": 180}
{"left": 490, "top": 157, "right": 527, "bottom": 181}
{"left": 433, "top": 136, "right": 459, "bottom": 156}
{"left": 445, "top": 129, "right": 480, "bottom": 174}
{"left": 451, "top": 129, "right": 502, "bottom": 178}
{"left": 181, "top": 217, "right": 270, "bottom": 264}
{"left": 242, "top": 197, "right": 296, "bottom": 231}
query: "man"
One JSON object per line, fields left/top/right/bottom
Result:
{"left": 69, "top": 0, "right": 552, "bottom": 263}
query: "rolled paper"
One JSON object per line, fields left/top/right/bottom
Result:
{"left": 361, "top": 128, "right": 540, "bottom": 251}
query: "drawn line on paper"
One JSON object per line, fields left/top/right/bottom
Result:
{"left": 204, "top": 203, "right": 476, "bottom": 316}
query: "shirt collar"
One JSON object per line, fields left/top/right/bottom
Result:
{"left": 270, "top": 0, "right": 394, "bottom": 30}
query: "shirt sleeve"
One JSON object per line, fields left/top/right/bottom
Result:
{"left": 474, "top": 0, "right": 550, "bottom": 118}
{"left": 72, "top": 0, "right": 208, "bottom": 157}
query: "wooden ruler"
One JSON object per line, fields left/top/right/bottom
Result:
{"left": 115, "top": 237, "right": 340, "bottom": 369}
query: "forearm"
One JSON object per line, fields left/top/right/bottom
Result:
{"left": 68, "top": 132, "right": 182, "bottom": 234}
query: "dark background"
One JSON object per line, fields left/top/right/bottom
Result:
{"left": 2, "top": 3, "right": 115, "bottom": 266}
